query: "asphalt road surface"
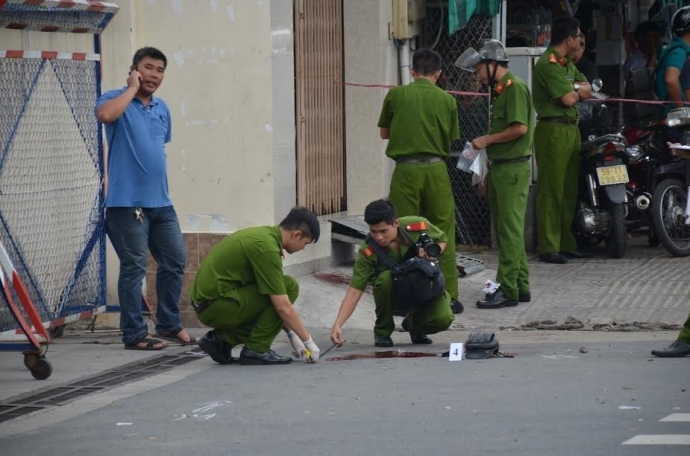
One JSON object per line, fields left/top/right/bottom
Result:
{"left": 1, "top": 339, "right": 688, "bottom": 456}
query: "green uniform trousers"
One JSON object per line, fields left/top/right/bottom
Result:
{"left": 488, "top": 160, "right": 531, "bottom": 301}
{"left": 534, "top": 122, "right": 580, "bottom": 254}
{"left": 195, "top": 275, "right": 299, "bottom": 353}
{"left": 388, "top": 160, "right": 459, "bottom": 300}
{"left": 372, "top": 270, "right": 454, "bottom": 337}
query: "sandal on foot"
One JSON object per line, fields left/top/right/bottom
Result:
{"left": 155, "top": 329, "right": 198, "bottom": 346}
{"left": 124, "top": 337, "right": 167, "bottom": 351}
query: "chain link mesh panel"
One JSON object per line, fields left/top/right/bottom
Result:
{"left": 421, "top": 2, "right": 493, "bottom": 248}
{"left": 0, "top": 55, "right": 105, "bottom": 332}
{"left": 0, "top": 1, "right": 117, "bottom": 33}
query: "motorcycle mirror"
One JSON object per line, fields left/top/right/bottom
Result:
{"left": 592, "top": 78, "right": 603, "bottom": 92}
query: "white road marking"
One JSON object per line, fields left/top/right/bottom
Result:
{"left": 623, "top": 435, "right": 690, "bottom": 445}
{"left": 660, "top": 414, "right": 690, "bottom": 422}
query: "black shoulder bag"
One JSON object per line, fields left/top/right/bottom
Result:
{"left": 365, "top": 229, "right": 445, "bottom": 311}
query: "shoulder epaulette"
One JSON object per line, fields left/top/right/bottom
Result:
{"left": 548, "top": 54, "right": 567, "bottom": 66}
{"left": 362, "top": 245, "right": 375, "bottom": 258}
{"left": 405, "top": 221, "right": 429, "bottom": 232}
{"left": 495, "top": 79, "right": 512, "bottom": 95}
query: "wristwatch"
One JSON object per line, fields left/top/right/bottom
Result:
{"left": 573, "top": 82, "right": 581, "bottom": 91}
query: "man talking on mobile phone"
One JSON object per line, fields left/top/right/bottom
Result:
{"left": 96, "top": 47, "right": 195, "bottom": 351}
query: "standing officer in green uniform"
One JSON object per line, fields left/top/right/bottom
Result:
{"left": 188, "top": 207, "right": 321, "bottom": 365}
{"left": 455, "top": 39, "right": 533, "bottom": 309}
{"left": 330, "top": 199, "right": 454, "bottom": 347}
{"left": 377, "top": 49, "right": 464, "bottom": 315}
{"left": 532, "top": 16, "right": 592, "bottom": 264}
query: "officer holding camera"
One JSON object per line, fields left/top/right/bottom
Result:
{"left": 330, "top": 199, "right": 454, "bottom": 348}
{"left": 455, "top": 39, "right": 533, "bottom": 309}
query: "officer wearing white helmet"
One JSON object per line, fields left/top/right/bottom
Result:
{"left": 455, "top": 39, "right": 533, "bottom": 309}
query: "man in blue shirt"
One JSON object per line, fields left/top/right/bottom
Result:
{"left": 655, "top": 7, "right": 690, "bottom": 117}
{"left": 97, "top": 47, "right": 195, "bottom": 350}
{"left": 623, "top": 21, "right": 660, "bottom": 76}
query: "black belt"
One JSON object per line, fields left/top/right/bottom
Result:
{"left": 396, "top": 156, "right": 443, "bottom": 165}
{"left": 539, "top": 117, "right": 579, "bottom": 126}
{"left": 490, "top": 155, "right": 532, "bottom": 166}
{"left": 191, "top": 301, "right": 211, "bottom": 314}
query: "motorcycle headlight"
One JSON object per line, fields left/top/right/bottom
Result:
{"left": 666, "top": 107, "right": 690, "bottom": 127}
{"left": 625, "top": 145, "right": 643, "bottom": 162}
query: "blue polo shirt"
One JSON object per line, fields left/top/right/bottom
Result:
{"left": 655, "top": 37, "right": 690, "bottom": 115}
{"left": 97, "top": 88, "right": 173, "bottom": 208}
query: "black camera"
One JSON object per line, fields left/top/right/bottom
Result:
{"left": 416, "top": 233, "right": 441, "bottom": 258}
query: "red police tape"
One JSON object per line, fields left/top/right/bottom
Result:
{"left": 335, "top": 76, "right": 690, "bottom": 106}
{"left": 336, "top": 78, "right": 489, "bottom": 97}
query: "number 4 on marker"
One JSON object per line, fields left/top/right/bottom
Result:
{"left": 448, "top": 343, "right": 463, "bottom": 361}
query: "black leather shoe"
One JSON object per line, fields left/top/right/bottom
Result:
{"left": 198, "top": 331, "right": 234, "bottom": 365}
{"left": 561, "top": 251, "right": 589, "bottom": 259}
{"left": 401, "top": 315, "right": 433, "bottom": 344}
{"left": 518, "top": 292, "right": 531, "bottom": 303}
{"left": 239, "top": 347, "right": 292, "bottom": 365}
{"left": 486, "top": 291, "right": 531, "bottom": 303}
{"left": 476, "top": 290, "right": 518, "bottom": 309}
{"left": 539, "top": 253, "right": 568, "bottom": 264}
{"left": 374, "top": 335, "right": 393, "bottom": 347}
{"left": 450, "top": 299, "right": 464, "bottom": 314}
{"left": 651, "top": 340, "right": 690, "bottom": 358}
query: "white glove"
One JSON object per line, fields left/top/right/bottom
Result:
{"left": 301, "top": 337, "right": 320, "bottom": 362}
{"left": 287, "top": 331, "right": 306, "bottom": 359}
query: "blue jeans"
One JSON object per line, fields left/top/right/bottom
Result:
{"left": 105, "top": 206, "right": 187, "bottom": 345}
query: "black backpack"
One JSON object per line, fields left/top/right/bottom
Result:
{"left": 365, "top": 229, "right": 445, "bottom": 311}
{"left": 624, "top": 67, "right": 662, "bottom": 127}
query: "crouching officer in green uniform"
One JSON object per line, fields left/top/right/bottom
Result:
{"left": 330, "top": 199, "right": 454, "bottom": 347}
{"left": 532, "top": 16, "right": 591, "bottom": 264}
{"left": 455, "top": 39, "right": 533, "bottom": 309}
{"left": 188, "top": 207, "right": 321, "bottom": 365}
{"left": 377, "top": 49, "right": 464, "bottom": 315}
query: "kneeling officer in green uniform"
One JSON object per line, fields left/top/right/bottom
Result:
{"left": 455, "top": 39, "right": 533, "bottom": 309}
{"left": 189, "top": 207, "right": 321, "bottom": 365}
{"left": 330, "top": 199, "right": 455, "bottom": 348}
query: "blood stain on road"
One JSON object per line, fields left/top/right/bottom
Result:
{"left": 327, "top": 351, "right": 438, "bottom": 361}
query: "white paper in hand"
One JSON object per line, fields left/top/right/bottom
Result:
{"left": 469, "top": 149, "right": 488, "bottom": 186}
{"left": 448, "top": 343, "right": 464, "bottom": 361}
{"left": 668, "top": 142, "right": 690, "bottom": 150}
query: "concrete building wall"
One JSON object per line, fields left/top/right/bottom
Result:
{"left": 343, "top": 0, "right": 399, "bottom": 215}
{"left": 0, "top": 0, "right": 404, "bottom": 328}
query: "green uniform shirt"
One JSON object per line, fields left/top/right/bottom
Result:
{"left": 349, "top": 216, "right": 447, "bottom": 291}
{"left": 532, "top": 47, "right": 587, "bottom": 120}
{"left": 487, "top": 71, "right": 534, "bottom": 161}
{"left": 189, "top": 226, "right": 286, "bottom": 302}
{"left": 377, "top": 78, "right": 460, "bottom": 159}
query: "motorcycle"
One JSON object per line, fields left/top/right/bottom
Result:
{"left": 573, "top": 79, "right": 629, "bottom": 258}
{"left": 649, "top": 107, "right": 690, "bottom": 257}
{"left": 619, "top": 67, "right": 668, "bottom": 246}
{"left": 621, "top": 121, "right": 666, "bottom": 245}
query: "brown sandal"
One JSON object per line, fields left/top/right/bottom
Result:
{"left": 155, "top": 329, "right": 198, "bottom": 346}
{"left": 124, "top": 337, "right": 167, "bottom": 351}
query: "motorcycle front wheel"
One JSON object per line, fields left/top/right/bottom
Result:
{"left": 605, "top": 202, "right": 627, "bottom": 258}
{"left": 651, "top": 179, "right": 690, "bottom": 257}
